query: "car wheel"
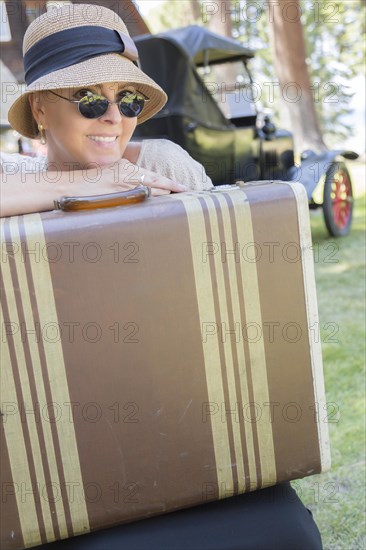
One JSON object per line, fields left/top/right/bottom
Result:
{"left": 323, "top": 161, "right": 353, "bottom": 237}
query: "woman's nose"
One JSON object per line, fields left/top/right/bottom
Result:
{"left": 99, "top": 101, "right": 122, "bottom": 124}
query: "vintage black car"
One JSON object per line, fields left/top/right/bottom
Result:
{"left": 134, "top": 25, "right": 358, "bottom": 238}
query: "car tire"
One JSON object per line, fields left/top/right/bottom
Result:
{"left": 323, "top": 161, "right": 353, "bottom": 237}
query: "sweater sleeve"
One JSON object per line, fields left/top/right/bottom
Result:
{"left": 136, "top": 139, "right": 213, "bottom": 191}
{"left": 0, "top": 152, "right": 47, "bottom": 173}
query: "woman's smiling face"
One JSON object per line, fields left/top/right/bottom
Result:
{"left": 29, "top": 82, "right": 139, "bottom": 170}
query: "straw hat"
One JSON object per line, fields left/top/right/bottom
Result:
{"left": 8, "top": 3, "right": 167, "bottom": 139}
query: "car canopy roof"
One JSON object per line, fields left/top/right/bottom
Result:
{"left": 139, "top": 25, "right": 255, "bottom": 65}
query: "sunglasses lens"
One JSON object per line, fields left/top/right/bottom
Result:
{"left": 118, "top": 92, "right": 145, "bottom": 118}
{"left": 78, "top": 95, "right": 109, "bottom": 119}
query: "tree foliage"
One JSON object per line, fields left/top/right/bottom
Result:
{"left": 147, "top": 0, "right": 201, "bottom": 32}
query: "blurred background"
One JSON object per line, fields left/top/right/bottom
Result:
{"left": 136, "top": 0, "right": 365, "bottom": 156}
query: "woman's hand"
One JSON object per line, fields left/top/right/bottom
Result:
{"left": 76, "top": 159, "right": 189, "bottom": 196}
{"left": 119, "top": 159, "right": 190, "bottom": 195}
{"left": 131, "top": 167, "right": 190, "bottom": 196}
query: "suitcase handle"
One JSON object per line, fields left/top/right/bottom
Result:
{"left": 54, "top": 185, "right": 151, "bottom": 212}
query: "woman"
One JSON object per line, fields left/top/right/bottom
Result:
{"left": 0, "top": 3, "right": 212, "bottom": 218}
{"left": 1, "top": 4, "right": 322, "bottom": 549}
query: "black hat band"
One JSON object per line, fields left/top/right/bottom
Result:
{"left": 24, "top": 26, "right": 138, "bottom": 86}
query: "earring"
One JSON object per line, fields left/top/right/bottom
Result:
{"left": 38, "top": 123, "right": 47, "bottom": 145}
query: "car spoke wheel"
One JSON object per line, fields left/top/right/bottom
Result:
{"left": 323, "top": 162, "right": 353, "bottom": 237}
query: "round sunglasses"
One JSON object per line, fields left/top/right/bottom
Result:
{"left": 48, "top": 89, "right": 148, "bottom": 119}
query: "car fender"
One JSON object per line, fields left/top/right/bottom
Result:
{"left": 285, "top": 149, "right": 358, "bottom": 202}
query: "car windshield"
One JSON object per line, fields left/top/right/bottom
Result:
{"left": 197, "top": 60, "right": 257, "bottom": 120}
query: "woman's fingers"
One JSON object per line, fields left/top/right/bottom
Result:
{"left": 150, "top": 187, "right": 172, "bottom": 196}
{"left": 139, "top": 174, "right": 189, "bottom": 193}
{"left": 106, "top": 161, "right": 189, "bottom": 194}
{"left": 148, "top": 181, "right": 189, "bottom": 194}
{"left": 122, "top": 164, "right": 189, "bottom": 193}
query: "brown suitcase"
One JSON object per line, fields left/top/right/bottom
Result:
{"left": 0, "top": 181, "right": 330, "bottom": 549}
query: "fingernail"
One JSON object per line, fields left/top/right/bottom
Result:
{"left": 178, "top": 184, "right": 189, "bottom": 190}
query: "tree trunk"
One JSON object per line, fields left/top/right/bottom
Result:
{"left": 205, "top": 1, "right": 237, "bottom": 87}
{"left": 207, "top": 0, "right": 233, "bottom": 37}
{"left": 267, "top": 0, "right": 327, "bottom": 153}
{"left": 190, "top": 0, "right": 201, "bottom": 21}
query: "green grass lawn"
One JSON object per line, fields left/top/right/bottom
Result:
{"left": 293, "top": 161, "right": 366, "bottom": 549}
